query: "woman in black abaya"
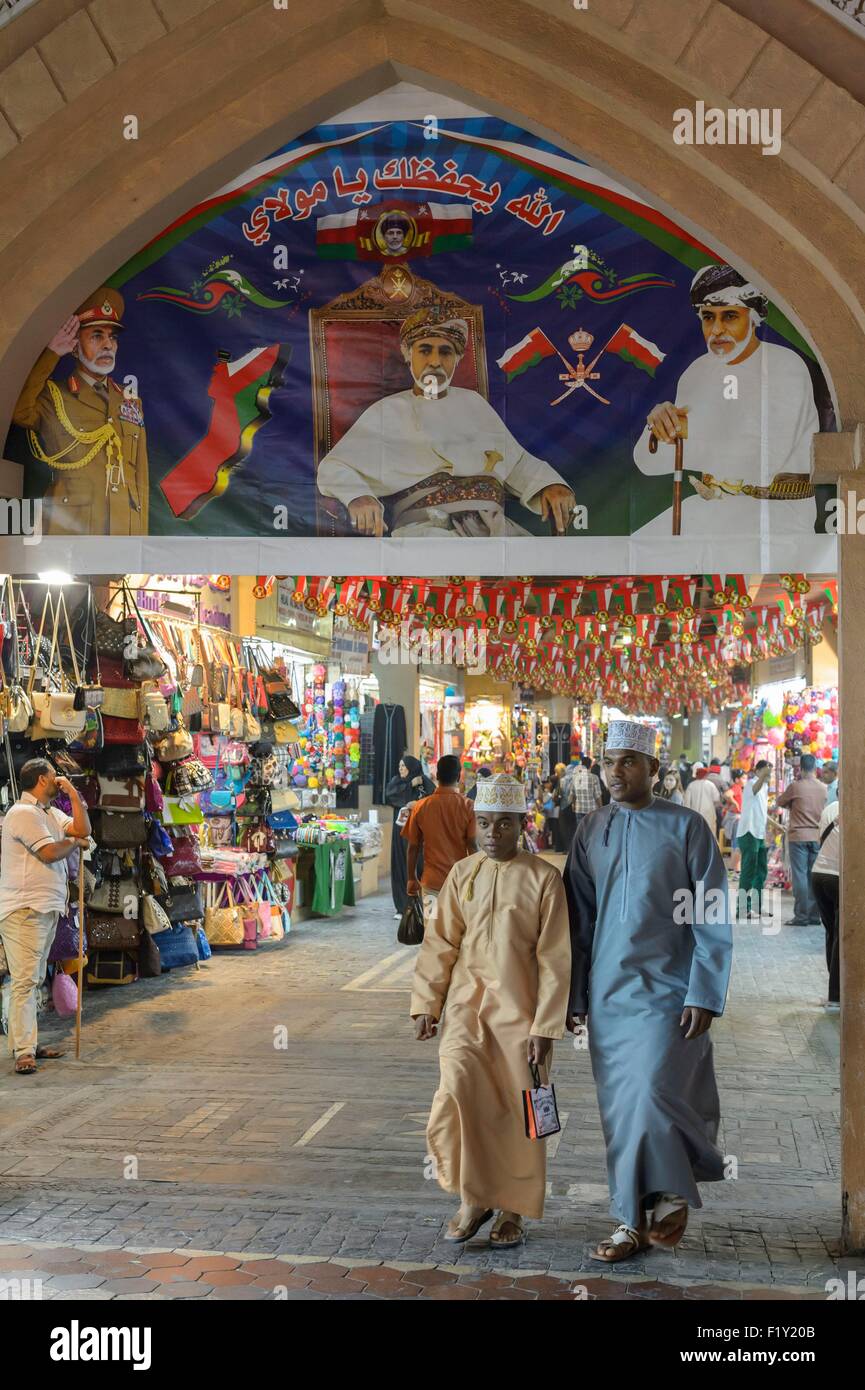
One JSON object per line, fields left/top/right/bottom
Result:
{"left": 385, "top": 755, "right": 434, "bottom": 916}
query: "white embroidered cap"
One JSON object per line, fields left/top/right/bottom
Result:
{"left": 474, "top": 774, "right": 527, "bottom": 813}
{"left": 605, "top": 720, "right": 657, "bottom": 758}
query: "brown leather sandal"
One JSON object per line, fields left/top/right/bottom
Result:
{"left": 444, "top": 1207, "right": 494, "bottom": 1243}
{"left": 14, "top": 1055, "right": 38, "bottom": 1075}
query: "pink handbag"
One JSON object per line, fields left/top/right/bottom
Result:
{"left": 144, "top": 773, "right": 164, "bottom": 814}
{"left": 52, "top": 971, "right": 78, "bottom": 1018}
{"left": 238, "top": 876, "right": 271, "bottom": 940}
{"left": 161, "top": 830, "right": 202, "bottom": 877}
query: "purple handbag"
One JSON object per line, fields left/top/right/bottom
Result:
{"left": 144, "top": 773, "right": 164, "bottom": 814}
{"left": 48, "top": 908, "right": 87, "bottom": 964}
{"left": 52, "top": 971, "right": 78, "bottom": 1018}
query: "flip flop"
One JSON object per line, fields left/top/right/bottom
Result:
{"left": 489, "top": 1213, "right": 525, "bottom": 1249}
{"left": 591, "top": 1224, "right": 649, "bottom": 1263}
{"left": 14, "top": 1056, "right": 38, "bottom": 1075}
{"left": 444, "top": 1208, "right": 494, "bottom": 1243}
{"left": 34, "top": 1047, "right": 65, "bottom": 1059}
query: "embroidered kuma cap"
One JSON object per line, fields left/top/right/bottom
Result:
{"left": 605, "top": 720, "right": 657, "bottom": 758}
{"left": 474, "top": 774, "right": 527, "bottom": 813}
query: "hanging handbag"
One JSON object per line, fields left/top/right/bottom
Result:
{"left": 195, "top": 924, "right": 212, "bottom": 961}
{"left": 272, "top": 719, "right": 301, "bottom": 746}
{"left": 243, "top": 709, "right": 262, "bottom": 742}
{"left": 261, "top": 873, "right": 288, "bottom": 939}
{"left": 137, "top": 928, "right": 162, "bottom": 978}
{"left": 160, "top": 795, "right": 204, "bottom": 827}
{"left": 142, "top": 894, "right": 172, "bottom": 936}
{"left": 270, "top": 787, "right": 301, "bottom": 814}
{"left": 97, "top": 774, "right": 145, "bottom": 811}
{"left": 204, "top": 881, "right": 244, "bottom": 946}
{"left": 248, "top": 752, "right": 279, "bottom": 788}
{"left": 397, "top": 894, "right": 425, "bottom": 946}
{"left": 141, "top": 850, "right": 169, "bottom": 896}
{"left": 148, "top": 818, "right": 175, "bottom": 857}
{"left": 154, "top": 724, "right": 194, "bottom": 762}
{"left": 143, "top": 689, "right": 170, "bottom": 732}
{"left": 86, "top": 912, "right": 142, "bottom": 950}
{"left": 156, "top": 885, "right": 203, "bottom": 924}
{"left": 161, "top": 832, "right": 202, "bottom": 877}
{"left": 48, "top": 908, "right": 87, "bottom": 964}
{"left": 69, "top": 707, "right": 104, "bottom": 752}
{"left": 522, "top": 1062, "right": 561, "bottom": 1140}
{"left": 238, "top": 876, "right": 273, "bottom": 940}
{"left": 119, "top": 583, "right": 168, "bottom": 682}
{"left": 87, "top": 949, "right": 137, "bottom": 986}
{"left": 89, "top": 876, "right": 139, "bottom": 917}
{"left": 101, "top": 686, "right": 141, "bottom": 720}
{"left": 254, "top": 653, "right": 301, "bottom": 720}
{"left": 102, "top": 714, "right": 146, "bottom": 745}
{"left": 167, "top": 758, "right": 213, "bottom": 796}
{"left": 240, "top": 820, "right": 276, "bottom": 855}
{"left": 6, "top": 684, "right": 33, "bottom": 733}
{"left": 94, "top": 607, "right": 136, "bottom": 659}
{"left": 144, "top": 772, "right": 164, "bottom": 814}
{"left": 91, "top": 809, "right": 147, "bottom": 847}
{"left": 205, "top": 814, "right": 234, "bottom": 846}
{"left": 150, "top": 923, "right": 198, "bottom": 969}
{"left": 96, "top": 742, "right": 148, "bottom": 777}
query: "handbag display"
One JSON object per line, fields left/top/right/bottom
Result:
{"left": 148, "top": 818, "right": 175, "bottom": 858}
{"left": 94, "top": 608, "right": 136, "bottom": 659}
{"left": 142, "top": 893, "right": 172, "bottom": 936}
{"left": 6, "top": 684, "right": 33, "bottom": 733}
{"left": 270, "top": 787, "right": 301, "bottom": 814}
{"left": 101, "top": 686, "right": 141, "bottom": 720}
{"left": 161, "top": 832, "right": 202, "bottom": 877}
{"left": 150, "top": 923, "right": 199, "bottom": 970}
{"left": 143, "top": 689, "right": 170, "bottom": 732}
{"left": 240, "top": 820, "right": 275, "bottom": 855}
{"left": 91, "top": 809, "right": 147, "bottom": 847}
{"left": 272, "top": 719, "right": 301, "bottom": 745}
{"left": 203, "top": 814, "right": 234, "bottom": 847}
{"left": 144, "top": 772, "right": 164, "bottom": 814}
{"left": 102, "top": 714, "right": 146, "bottom": 745}
{"left": 95, "top": 742, "right": 148, "bottom": 777}
{"left": 204, "top": 881, "right": 244, "bottom": 946}
{"left": 397, "top": 895, "right": 424, "bottom": 946}
{"left": 161, "top": 795, "right": 204, "bottom": 827}
{"left": 29, "top": 690, "right": 86, "bottom": 739}
{"left": 86, "top": 949, "right": 137, "bottom": 986}
{"left": 89, "top": 876, "right": 139, "bottom": 917}
{"left": 86, "top": 912, "right": 141, "bottom": 951}
{"left": 97, "top": 774, "right": 145, "bottom": 811}
{"left": 155, "top": 886, "right": 203, "bottom": 924}
{"left": 154, "top": 725, "right": 194, "bottom": 762}
{"left": 167, "top": 757, "right": 213, "bottom": 796}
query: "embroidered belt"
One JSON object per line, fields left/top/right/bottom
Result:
{"left": 390, "top": 472, "right": 507, "bottom": 528}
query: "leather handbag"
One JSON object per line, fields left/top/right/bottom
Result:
{"left": 272, "top": 719, "right": 300, "bottom": 745}
{"left": 203, "top": 814, "right": 234, "bottom": 846}
{"left": 48, "top": 908, "right": 87, "bottom": 964}
{"left": 243, "top": 709, "right": 262, "bottom": 742}
{"left": 6, "top": 684, "right": 33, "bottom": 733}
{"left": 29, "top": 690, "right": 86, "bottom": 739}
{"left": 154, "top": 725, "right": 194, "bottom": 762}
{"left": 240, "top": 820, "right": 276, "bottom": 855}
{"left": 144, "top": 772, "right": 164, "bottom": 814}
{"left": 99, "top": 654, "right": 136, "bottom": 689}
{"left": 101, "top": 686, "right": 141, "bottom": 720}
{"left": 87, "top": 912, "right": 141, "bottom": 950}
{"left": 148, "top": 818, "right": 174, "bottom": 857}
{"left": 167, "top": 758, "right": 213, "bottom": 796}
{"left": 137, "top": 928, "right": 162, "bottom": 978}
{"left": 150, "top": 923, "right": 198, "bottom": 969}
{"left": 270, "top": 787, "right": 301, "bottom": 813}
{"left": 97, "top": 774, "right": 145, "bottom": 811}
{"left": 97, "top": 742, "right": 148, "bottom": 776}
{"left": 86, "top": 949, "right": 137, "bottom": 986}
{"left": 102, "top": 714, "right": 146, "bottom": 745}
{"left": 91, "top": 809, "right": 147, "bottom": 847}
{"left": 89, "top": 876, "right": 139, "bottom": 916}
{"left": 143, "top": 689, "right": 170, "bottom": 731}
{"left": 204, "top": 881, "right": 244, "bottom": 946}
{"left": 156, "top": 886, "right": 203, "bottom": 924}
{"left": 209, "top": 702, "right": 231, "bottom": 735}
{"left": 142, "top": 894, "right": 172, "bottom": 936}
{"left": 398, "top": 895, "right": 425, "bottom": 946}
{"left": 161, "top": 833, "right": 202, "bottom": 876}
{"left": 94, "top": 608, "right": 136, "bottom": 658}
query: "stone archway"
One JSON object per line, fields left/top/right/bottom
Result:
{"left": 1, "top": 0, "right": 864, "bottom": 1250}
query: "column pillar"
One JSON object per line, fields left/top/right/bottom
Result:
{"left": 814, "top": 424, "right": 865, "bottom": 1253}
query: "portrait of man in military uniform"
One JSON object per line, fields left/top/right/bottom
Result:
{"left": 12, "top": 287, "right": 148, "bottom": 536}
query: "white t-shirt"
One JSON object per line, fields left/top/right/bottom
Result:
{"left": 814, "top": 800, "right": 840, "bottom": 877}
{"left": 738, "top": 779, "right": 769, "bottom": 840}
{"left": 0, "top": 792, "right": 73, "bottom": 917}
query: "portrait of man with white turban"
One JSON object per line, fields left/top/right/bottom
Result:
{"left": 632, "top": 262, "right": 820, "bottom": 543}
{"left": 316, "top": 306, "right": 576, "bottom": 537}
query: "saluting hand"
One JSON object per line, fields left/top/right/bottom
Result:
{"left": 49, "top": 316, "right": 80, "bottom": 356}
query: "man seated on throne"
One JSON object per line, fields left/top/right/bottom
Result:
{"left": 317, "top": 308, "right": 576, "bottom": 537}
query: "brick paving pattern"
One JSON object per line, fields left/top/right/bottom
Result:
{"left": 0, "top": 881, "right": 845, "bottom": 1300}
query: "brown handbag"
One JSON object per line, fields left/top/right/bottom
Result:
{"left": 90, "top": 809, "right": 147, "bottom": 847}
{"left": 86, "top": 913, "right": 141, "bottom": 950}
{"left": 154, "top": 724, "right": 194, "bottom": 762}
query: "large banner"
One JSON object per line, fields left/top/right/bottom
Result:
{"left": 5, "top": 106, "right": 837, "bottom": 569}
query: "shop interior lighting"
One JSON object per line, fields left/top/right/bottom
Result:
{"left": 37, "top": 571, "right": 74, "bottom": 585}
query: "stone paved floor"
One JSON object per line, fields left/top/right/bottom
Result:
{"left": 0, "top": 876, "right": 846, "bottom": 1300}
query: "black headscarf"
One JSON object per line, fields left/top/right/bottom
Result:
{"left": 385, "top": 754, "right": 434, "bottom": 809}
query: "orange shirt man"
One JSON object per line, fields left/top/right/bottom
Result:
{"left": 404, "top": 755, "right": 477, "bottom": 919}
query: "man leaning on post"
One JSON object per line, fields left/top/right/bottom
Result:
{"left": 0, "top": 759, "right": 91, "bottom": 1075}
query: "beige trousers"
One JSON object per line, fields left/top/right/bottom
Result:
{"left": 0, "top": 907, "right": 59, "bottom": 1058}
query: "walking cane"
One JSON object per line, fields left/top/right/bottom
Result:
{"left": 648, "top": 414, "right": 688, "bottom": 536}
{"left": 74, "top": 857, "right": 85, "bottom": 1059}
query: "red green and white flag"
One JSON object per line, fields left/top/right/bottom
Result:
{"left": 316, "top": 200, "right": 472, "bottom": 261}
{"left": 497, "top": 328, "right": 558, "bottom": 380}
{"left": 605, "top": 323, "right": 665, "bottom": 376}
{"left": 159, "top": 343, "right": 289, "bottom": 519}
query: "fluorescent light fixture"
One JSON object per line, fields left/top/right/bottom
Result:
{"left": 37, "top": 571, "right": 73, "bottom": 585}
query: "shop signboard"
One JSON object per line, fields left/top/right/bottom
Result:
{"left": 276, "top": 580, "right": 333, "bottom": 640}
{"left": 330, "top": 616, "right": 370, "bottom": 675}
{"left": 6, "top": 92, "right": 837, "bottom": 573}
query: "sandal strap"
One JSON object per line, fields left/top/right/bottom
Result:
{"left": 652, "top": 1195, "right": 687, "bottom": 1225}
{"left": 604, "top": 1224, "right": 641, "bottom": 1249}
